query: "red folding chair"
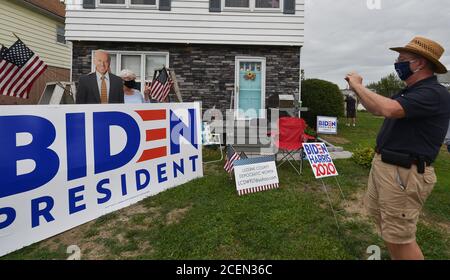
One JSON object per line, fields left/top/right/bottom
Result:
{"left": 270, "top": 117, "right": 311, "bottom": 175}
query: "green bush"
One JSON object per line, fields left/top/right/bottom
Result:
{"left": 352, "top": 147, "right": 375, "bottom": 169}
{"left": 301, "top": 79, "right": 344, "bottom": 128}
{"left": 304, "top": 126, "right": 317, "bottom": 139}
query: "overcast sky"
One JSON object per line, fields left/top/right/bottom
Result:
{"left": 302, "top": 0, "right": 450, "bottom": 89}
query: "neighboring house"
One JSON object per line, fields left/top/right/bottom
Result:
{"left": 0, "top": 0, "right": 72, "bottom": 105}
{"left": 65, "top": 0, "right": 304, "bottom": 120}
{"left": 437, "top": 72, "right": 450, "bottom": 91}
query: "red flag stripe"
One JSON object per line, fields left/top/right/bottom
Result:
{"left": 10, "top": 57, "right": 43, "bottom": 95}
{"left": 224, "top": 153, "right": 240, "bottom": 173}
{"left": 16, "top": 61, "right": 46, "bottom": 96}
{"left": 151, "top": 82, "right": 164, "bottom": 98}
{"left": 4, "top": 56, "right": 40, "bottom": 95}
{"left": 0, "top": 61, "right": 9, "bottom": 75}
{"left": 159, "top": 83, "right": 172, "bottom": 102}
{"left": 153, "top": 83, "right": 166, "bottom": 101}
{"left": 0, "top": 64, "right": 19, "bottom": 90}
{"left": 0, "top": 62, "right": 15, "bottom": 81}
{"left": 150, "top": 80, "right": 163, "bottom": 91}
{"left": 2, "top": 56, "right": 37, "bottom": 94}
{"left": 0, "top": 65, "right": 16, "bottom": 86}
{"left": 10, "top": 58, "right": 44, "bottom": 96}
{"left": 18, "top": 64, "right": 47, "bottom": 99}
{"left": 151, "top": 82, "right": 161, "bottom": 94}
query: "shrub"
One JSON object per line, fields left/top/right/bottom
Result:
{"left": 352, "top": 147, "right": 375, "bottom": 168}
{"left": 301, "top": 79, "right": 344, "bottom": 128}
{"left": 304, "top": 126, "right": 317, "bottom": 139}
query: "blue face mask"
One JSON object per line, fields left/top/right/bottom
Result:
{"left": 123, "top": 79, "right": 136, "bottom": 89}
{"left": 394, "top": 61, "right": 417, "bottom": 81}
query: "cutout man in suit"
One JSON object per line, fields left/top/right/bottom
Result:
{"left": 76, "top": 49, "right": 124, "bottom": 104}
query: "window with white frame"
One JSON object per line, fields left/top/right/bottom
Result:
{"left": 255, "top": 0, "right": 280, "bottom": 8}
{"left": 225, "top": 0, "right": 249, "bottom": 8}
{"left": 97, "top": 0, "right": 157, "bottom": 8}
{"left": 91, "top": 51, "right": 169, "bottom": 93}
{"left": 56, "top": 26, "right": 66, "bottom": 44}
{"left": 224, "top": 0, "right": 281, "bottom": 11}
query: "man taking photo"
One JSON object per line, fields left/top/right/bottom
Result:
{"left": 345, "top": 36, "right": 450, "bottom": 260}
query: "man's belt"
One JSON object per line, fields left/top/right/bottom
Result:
{"left": 375, "top": 148, "right": 432, "bottom": 174}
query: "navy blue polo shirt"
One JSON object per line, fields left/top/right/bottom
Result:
{"left": 376, "top": 76, "right": 450, "bottom": 162}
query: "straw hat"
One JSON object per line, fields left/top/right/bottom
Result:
{"left": 390, "top": 36, "right": 447, "bottom": 74}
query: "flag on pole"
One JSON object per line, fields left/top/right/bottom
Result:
{"left": 0, "top": 45, "right": 10, "bottom": 77}
{"left": 0, "top": 39, "right": 48, "bottom": 99}
{"left": 224, "top": 145, "right": 241, "bottom": 173}
{"left": 150, "top": 67, "right": 174, "bottom": 102}
{"left": 0, "top": 45, "right": 8, "bottom": 60}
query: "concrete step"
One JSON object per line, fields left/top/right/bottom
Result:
{"left": 330, "top": 151, "right": 353, "bottom": 159}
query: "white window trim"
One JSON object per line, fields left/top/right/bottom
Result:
{"left": 96, "top": 0, "right": 158, "bottom": 9}
{"left": 91, "top": 50, "right": 169, "bottom": 93}
{"left": 223, "top": 0, "right": 282, "bottom": 13}
{"left": 235, "top": 56, "right": 267, "bottom": 120}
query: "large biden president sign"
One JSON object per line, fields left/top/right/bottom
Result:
{"left": 0, "top": 103, "right": 203, "bottom": 256}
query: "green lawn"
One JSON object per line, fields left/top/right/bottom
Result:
{"left": 2, "top": 113, "right": 449, "bottom": 260}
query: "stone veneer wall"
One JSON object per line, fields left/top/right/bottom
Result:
{"left": 72, "top": 42, "right": 300, "bottom": 112}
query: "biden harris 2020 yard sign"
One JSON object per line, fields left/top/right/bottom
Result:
{"left": 0, "top": 103, "right": 203, "bottom": 256}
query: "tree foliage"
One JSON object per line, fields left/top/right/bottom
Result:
{"left": 301, "top": 79, "right": 344, "bottom": 128}
{"left": 367, "top": 73, "right": 405, "bottom": 97}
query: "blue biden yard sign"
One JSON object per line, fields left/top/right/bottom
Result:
{"left": 0, "top": 103, "right": 203, "bottom": 256}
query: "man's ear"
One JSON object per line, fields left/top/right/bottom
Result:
{"left": 418, "top": 57, "right": 428, "bottom": 70}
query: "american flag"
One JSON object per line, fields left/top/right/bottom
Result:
{"left": 150, "top": 67, "right": 174, "bottom": 102}
{"left": 0, "top": 39, "right": 47, "bottom": 99}
{"left": 224, "top": 145, "right": 241, "bottom": 173}
{"left": 0, "top": 45, "right": 8, "bottom": 59}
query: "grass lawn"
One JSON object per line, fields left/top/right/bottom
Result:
{"left": 2, "top": 113, "right": 449, "bottom": 260}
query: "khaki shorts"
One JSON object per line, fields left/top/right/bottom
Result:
{"left": 364, "top": 154, "right": 437, "bottom": 244}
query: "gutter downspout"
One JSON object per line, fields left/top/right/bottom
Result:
{"left": 298, "top": 46, "right": 302, "bottom": 118}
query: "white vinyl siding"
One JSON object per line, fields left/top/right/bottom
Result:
{"left": 65, "top": 0, "right": 304, "bottom": 46}
{"left": 0, "top": 0, "right": 72, "bottom": 69}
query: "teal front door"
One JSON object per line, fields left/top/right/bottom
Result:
{"left": 236, "top": 58, "right": 265, "bottom": 119}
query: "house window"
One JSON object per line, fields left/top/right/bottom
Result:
{"left": 145, "top": 55, "right": 167, "bottom": 81}
{"left": 255, "top": 0, "right": 279, "bottom": 8}
{"left": 99, "top": 0, "right": 125, "bottom": 5}
{"left": 91, "top": 51, "right": 169, "bottom": 93}
{"left": 56, "top": 26, "right": 66, "bottom": 44}
{"left": 131, "top": 0, "right": 156, "bottom": 5}
{"left": 97, "top": 0, "right": 156, "bottom": 8}
{"left": 224, "top": 0, "right": 282, "bottom": 11}
{"left": 121, "top": 55, "right": 142, "bottom": 80}
{"left": 225, "top": 0, "right": 249, "bottom": 8}
{"left": 109, "top": 54, "right": 117, "bottom": 75}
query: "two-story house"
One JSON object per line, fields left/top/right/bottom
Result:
{"left": 65, "top": 0, "right": 304, "bottom": 120}
{"left": 0, "top": 0, "right": 72, "bottom": 105}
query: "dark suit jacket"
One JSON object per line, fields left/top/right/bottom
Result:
{"left": 76, "top": 72, "right": 124, "bottom": 104}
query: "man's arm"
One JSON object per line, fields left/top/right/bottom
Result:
{"left": 345, "top": 72, "right": 405, "bottom": 119}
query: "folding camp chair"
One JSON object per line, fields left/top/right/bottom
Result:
{"left": 270, "top": 117, "right": 310, "bottom": 175}
{"left": 202, "top": 122, "right": 224, "bottom": 164}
